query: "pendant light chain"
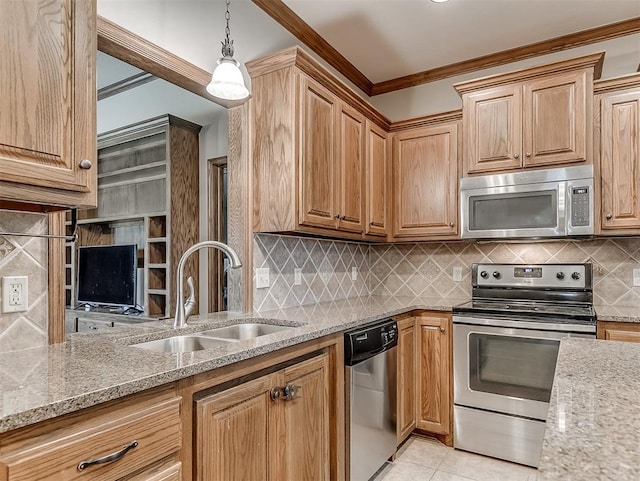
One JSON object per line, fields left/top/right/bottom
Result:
{"left": 207, "top": 0, "right": 249, "bottom": 101}
{"left": 221, "top": 0, "right": 234, "bottom": 58}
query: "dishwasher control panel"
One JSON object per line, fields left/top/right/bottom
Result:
{"left": 344, "top": 319, "right": 398, "bottom": 366}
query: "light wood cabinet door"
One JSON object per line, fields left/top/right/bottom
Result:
{"left": 523, "top": 70, "right": 588, "bottom": 168}
{"left": 416, "top": 314, "right": 451, "bottom": 435}
{"left": 0, "top": 0, "right": 96, "bottom": 207}
{"left": 299, "top": 76, "right": 338, "bottom": 229}
{"left": 393, "top": 123, "right": 458, "bottom": 238}
{"left": 196, "top": 375, "right": 273, "bottom": 481}
{"left": 336, "top": 103, "right": 366, "bottom": 233}
{"left": 597, "top": 321, "right": 640, "bottom": 343}
{"left": 397, "top": 317, "right": 416, "bottom": 443}
{"left": 277, "top": 353, "right": 331, "bottom": 481}
{"left": 463, "top": 85, "right": 522, "bottom": 174}
{"left": 600, "top": 90, "right": 640, "bottom": 230}
{"left": 366, "top": 121, "right": 390, "bottom": 237}
{"left": 196, "top": 353, "right": 330, "bottom": 481}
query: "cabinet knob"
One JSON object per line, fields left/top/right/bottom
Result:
{"left": 440, "top": 327, "right": 446, "bottom": 333}
{"left": 369, "top": 222, "right": 375, "bottom": 226}
{"left": 270, "top": 387, "right": 281, "bottom": 401}
{"left": 283, "top": 384, "right": 301, "bottom": 401}
{"left": 526, "top": 152, "right": 532, "bottom": 158}
{"left": 449, "top": 222, "right": 454, "bottom": 227}
{"left": 606, "top": 213, "right": 613, "bottom": 220}
{"left": 78, "top": 159, "right": 92, "bottom": 170}
{"left": 513, "top": 153, "right": 520, "bottom": 159}
{"left": 334, "top": 215, "right": 340, "bottom": 220}
{"left": 340, "top": 215, "right": 346, "bottom": 221}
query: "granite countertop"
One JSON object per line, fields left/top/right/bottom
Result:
{"left": 538, "top": 337, "right": 640, "bottom": 480}
{"left": 0, "top": 295, "right": 464, "bottom": 434}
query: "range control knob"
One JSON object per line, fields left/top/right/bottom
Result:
{"left": 572, "top": 272, "right": 581, "bottom": 280}
{"left": 480, "top": 271, "right": 489, "bottom": 279}
{"left": 556, "top": 272, "right": 565, "bottom": 280}
{"left": 492, "top": 271, "right": 501, "bottom": 279}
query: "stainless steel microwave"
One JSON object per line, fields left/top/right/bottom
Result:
{"left": 460, "top": 165, "right": 594, "bottom": 239}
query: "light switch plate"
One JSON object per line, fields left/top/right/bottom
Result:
{"left": 633, "top": 269, "right": 640, "bottom": 287}
{"left": 351, "top": 266, "right": 358, "bottom": 281}
{"left": 256, "top": 268, "right": 270, "bottom": 289}
{"left": 452, "top": 266, "right": 463, "bottom": 282}
{"left": 294, "top": 268, "right": 302, "bottom": 286}
{"left": 2, "top": 276, "right": 28, "bottom": 313}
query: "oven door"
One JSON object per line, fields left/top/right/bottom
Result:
{"left": 453, "top": 318, "right": 593, "bottom": 420}
{"left": 460, "top": 181, "right": 564, "bottom": 239}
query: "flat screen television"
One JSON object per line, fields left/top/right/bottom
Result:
{"left": 77, "top": 244, "right": 137, "bottom": 308}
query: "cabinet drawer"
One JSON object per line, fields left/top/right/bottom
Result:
{"left": 124, "top": 461, "right": 182, "bottom": 481}
{"left": 0, "top": 397, "right": 181, "bottom": 481}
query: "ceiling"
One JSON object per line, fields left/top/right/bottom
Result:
{"left": 97, "top": 52, "right": 224, "bottom": 134}
{"left": 282, "top": 0, "right": 640, "bottom": 84}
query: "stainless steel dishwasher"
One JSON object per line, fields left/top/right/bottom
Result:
{"left": 345, "top": 319, "right": 398, "bottom": 481}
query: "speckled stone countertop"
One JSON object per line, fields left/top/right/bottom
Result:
{"left": 0, "top": 295, "right": 464, "bottom": 434}
{"left": 595, "top": 305, "right": 640, "bottom": 323}
{"left": 537, "top": 338, "right": 640, "bottom": 480}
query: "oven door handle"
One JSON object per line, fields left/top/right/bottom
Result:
{"left": 453, "top": 315, "right": 596, "bottom": 334}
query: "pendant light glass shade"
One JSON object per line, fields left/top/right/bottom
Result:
{"left": 206, "top": 57, "right": 249, "bottom": 100}
{"left": 207, "top": 0, "right": 249, "bottom": 101}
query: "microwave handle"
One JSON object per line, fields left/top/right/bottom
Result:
{"left": 558, "top": 182, "right": 567, "bottom": 235}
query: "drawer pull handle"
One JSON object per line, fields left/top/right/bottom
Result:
{"left": 77, "top": 440, "right": 138, "bottom": 471}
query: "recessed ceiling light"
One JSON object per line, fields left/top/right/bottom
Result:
{"left": 431, "top": 0, "right": 450, "bottom": 3}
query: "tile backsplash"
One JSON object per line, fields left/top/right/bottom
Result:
{"left": 253, "top": 234, "right": 369, "bottom": 311}
{"left": 0, "top": 211, "right": 48, "bottom": 352}
{"left": 370, "top": 239, "right": 640, "bottom": 307}
{"left": 254, "top": 234, "right": 640, "bottom": 311}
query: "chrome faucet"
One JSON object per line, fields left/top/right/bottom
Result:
{"left": 174, "top": 241, "right": 242, "bottom": 329}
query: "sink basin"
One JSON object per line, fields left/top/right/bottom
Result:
{"left": 198, "top": 323, "right": 294, "bottom": 341}
{"left": 131, "top": 335, "right": 231, "bottom": 353}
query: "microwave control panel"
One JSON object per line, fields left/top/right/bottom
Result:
{"left": 571, "top": 187, "right": 590, "bottom": 227}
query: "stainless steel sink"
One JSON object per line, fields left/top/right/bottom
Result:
{"left": 198, "top": 323, "right": 294, "bottom": 341}
{"left": 131, "top": 335, "right": 232, "bottom": 353}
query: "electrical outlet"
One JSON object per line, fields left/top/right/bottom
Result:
{"left": 294, "top": 268, "right": 302, "bottom": 286}
{"left": 2, "top": 276, "right": 28, "bottom": 313}
{"left": 351, "top": 266, "right": 358, "bottom": 281}
{"left": 452, "top": 266, "right": 463, "bottom": 282}
{"left": 633, "top": 269, "right": 640, "bottom": 287}
{"left": 255, "top": 268, "right": 270, "bottom": 289}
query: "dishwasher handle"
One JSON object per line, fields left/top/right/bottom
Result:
{"left": 345, "top": 319, "right": 398, "bottom": 366}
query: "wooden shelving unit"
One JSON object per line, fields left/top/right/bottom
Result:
{"left": 64, "top": 115, "right": 201, "bottom": 318}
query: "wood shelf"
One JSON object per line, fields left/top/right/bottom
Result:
{"left": 64, "top": 116, "right": 200, "bottom": 318}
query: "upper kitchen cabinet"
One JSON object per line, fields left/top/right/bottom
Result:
{"left": 248, "top": 47, "right": 390, "bottom": 241}
{"left": 455, "top": 52, "right": 604, "bottom": 176}
{"left": 0, "top": 0, "right": 97, "bottom": 209}
{"left": 595, "top": 73, "right": 640, "bottom": 234}
{"left": 365, "top": 121, "right": 391, "bottom": 237}
{"left": 392, "top": 113, "right": 460, "bottom": 240}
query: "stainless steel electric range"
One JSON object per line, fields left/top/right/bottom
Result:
{"left": 452, "top": 263, "right": 596, "bottom": 468}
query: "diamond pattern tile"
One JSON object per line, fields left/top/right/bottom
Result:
{"left": 0, "top": 212, "right": 49, "bottom": 353}
{"left": 368, "top": 239, "right": 640, "bottom": 308}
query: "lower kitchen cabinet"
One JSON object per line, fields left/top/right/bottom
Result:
{"left": 397, "top": 316, "right": 417, "bottom": 444}
{"left": 597, "top": 321, "right": 640, "bottom": 343}
{"left": 0, "top": 386, "right": 181, "bottom": 481}
{"left": 195, "top": 353, "right": 331, "bottom": 481}
{"left": 416, "top": 313, "right": 452, "bottom": 442}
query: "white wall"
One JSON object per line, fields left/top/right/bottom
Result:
{"left": 198, "top": 111, "right": 229, "bottom": 313}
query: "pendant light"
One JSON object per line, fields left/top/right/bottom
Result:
{"left": 206, "top": 0, "right": 249, "bottom": 101}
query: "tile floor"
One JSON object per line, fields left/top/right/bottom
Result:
{"left": 373, "top": 436, "right": 538, "bottom": 481}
